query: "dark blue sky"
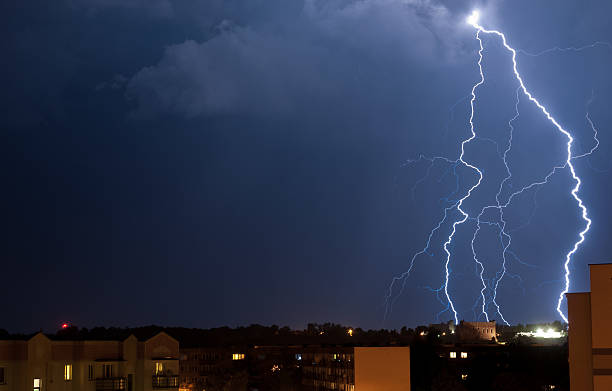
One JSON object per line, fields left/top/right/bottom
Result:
{"left": 2, "top": 0, "right": 612, "bottom": 333}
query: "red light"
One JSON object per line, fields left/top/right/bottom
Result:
{"left": 62, "top": 323, "right": 69, "bottom": 329}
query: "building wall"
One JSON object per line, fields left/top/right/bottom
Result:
{"left": 567, "top": 292, "right": 593, "bottom": 391}
{"left": 567, "top": 263, "right": 612, "bottom": 391}
{"left": 459, "top": 321, "right": 496, "bottom": 341}
{"left": 590, "top": 264, "right": 612, "bottom": 349}
{"left": 590, "top": 264, "right": 612, "bottom": 390}
{"left": 354, "top": 347, "right": 410, "bottom": 391}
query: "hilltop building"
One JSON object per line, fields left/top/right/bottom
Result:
{"left": 456, "top": 321, "right": 496, "bottom": 342}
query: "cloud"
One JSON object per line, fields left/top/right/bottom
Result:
{"left": 95, "top": 74, "right": 129, "bottom": 91}
{"left": 126, "top": 0, "right": 473, "bottom": 119}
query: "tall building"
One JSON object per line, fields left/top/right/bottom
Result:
{"left": 567, "top": 263, "right": 612, "bottom": 391}
{"left": 0, "top": 331, "right": 179, "bottom": 391}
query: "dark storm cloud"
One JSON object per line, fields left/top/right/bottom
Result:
{"left": 126, "top": 0, "right": 470, "bottom": 118}
{"left": 70, "top": 0, "right": 174, "bottom": 18}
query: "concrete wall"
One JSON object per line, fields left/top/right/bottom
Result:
{"left": 590, "top": 264, "right": 612, "bottom": 349}
{"left": 354, "top": 347, "right": 410, "bottom": 391}
{"left": 590, "top": 264, "right": 612, "bottom": 390}
{"left": 567, "top": 292, "right": 593, "bottom": 391}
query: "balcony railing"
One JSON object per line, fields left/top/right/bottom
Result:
{"left": 96, "top": 377, "right": 126, "bottom": 391}
{"left": 152, "top": 375, "right": 179, "bottom": 388}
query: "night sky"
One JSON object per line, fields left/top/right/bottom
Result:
{"left": 2, "top": 0, "right": 612, "bottom": 333}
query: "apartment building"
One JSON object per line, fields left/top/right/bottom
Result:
{"left": 302, "top": 346, "right": 411, "bottom": 391}
{"left": 567, "top": 263, "right": 612, "bottom": 391}
{"left": 178, "top": 345, "right": 410, "bottom": 391}
{"left": 0, "top": 331, "right": 179, "bottom": 391}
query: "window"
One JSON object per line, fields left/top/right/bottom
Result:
{"left": 449, "top": 351, "right": 457, "bottom": 359}
{"left": 0, "top": 367, "right": 5, "bottom": 384}
{"left": 34, "top": 378, "right": 41, "bottom": 391}
{"left": 460, "top": 352, "right": 468, "bottom": 359}
{"left": 88, "top": 365, "right": 94, "bottom": 380}
{"left": 64, "top": 364, "right": 72, "bottom": 381}
{"left": 232, "top": 353, "right": 245, "bottom": 360}
{"left": 103, "top": 364, "right": 113, "bottom": 378}
{"left": 155, "top": 362, "right": 164, "bottom": 375}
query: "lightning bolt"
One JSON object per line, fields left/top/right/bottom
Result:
{"left": 385, "top": 28, "right": 485, "bottom": 324}
{"left": 518, "top": 41, "right": 612, "bottom": 57}
{"left": 467, "top": 10, "right": 592, "bottom": 323}
{"left": 438, "top": 27, "right": 487, "bottom": 325}
{"left": 385, "top": 10, "right": 602, "bottom": 325}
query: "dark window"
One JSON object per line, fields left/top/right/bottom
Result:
{"left": 88, "top": 365, "right": 94, "bottom": 380}
{"left": 0, "top": 367, "right": 5, "bottom": 384}
{"left": 103, "top": 365, "right": 113, "bottom": 378}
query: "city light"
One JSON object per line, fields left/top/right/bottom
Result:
{"left": 347, "top": 328, "right": 354, "bottom": 337}
{"left": 517, "top": 329, "right": 564, "bottom": 339}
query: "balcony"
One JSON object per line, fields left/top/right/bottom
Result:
{"left": 96, "top": 377, "right": 126, "bottom": 390}
{"left": 152, "top": 375, "right": 179, "bottom": 388}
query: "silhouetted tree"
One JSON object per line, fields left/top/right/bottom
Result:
{"left": 431, "top": 368, "right": 467, "bottom": 391}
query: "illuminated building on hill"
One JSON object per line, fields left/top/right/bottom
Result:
{"left": 456, "top": 321, "right": 496, "bottom": 342}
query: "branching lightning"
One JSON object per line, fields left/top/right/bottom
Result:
{"left": 385, "top": 9, "right": 602, "bottom": 325}
{"left": 467, "top": 10, "right": 593, "bottom": 322}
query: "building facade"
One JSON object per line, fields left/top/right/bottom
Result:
{"left": 179, "top": 346, "right": 410, "bottom": 391}
{"left": 457, "top": 321, "right": 496, "bottom": 341}
{"left": 0, "top": 331, "right": 179, "bottom": 391}
{"left": 567, "top": 263, "right": 612, "bottom": 391}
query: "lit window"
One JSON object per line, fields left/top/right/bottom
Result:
{"left": 295, "top": 354, "right": 302, "bottom": 361}
{"left": 449, "top": 352, "right": 457, "bottom": 359}
{"left": 460, "top": 352, "right": 468, "bottom": 359}
{"left": 155, "top": 362, "right": 164, "bottom": 375}
{"left": 34, "top": 378, "right": 41, "bottom": 391}
{"left": 232, "top": 353, "right": 245, "bottom": 360}
{"left": 461, "top": 374, "right": 468, "bottom": 380}
{"left": 64, "top": 364, "right": 72, "bottom": 381}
